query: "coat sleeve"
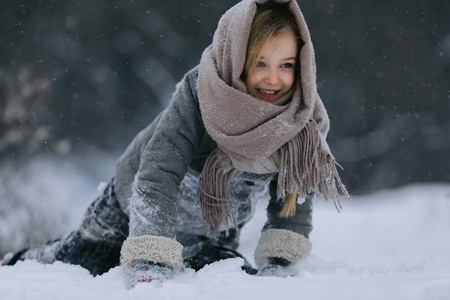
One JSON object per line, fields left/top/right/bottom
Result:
{"left": 253, "top": 182, "right": 314, "bottom": 268}
{"left": 263, "top": 182, "right": 314, "bottom": 238}
{"left": 128, "top": 67, "right": 205, "bottom": 240}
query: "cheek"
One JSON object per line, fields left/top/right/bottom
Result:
{"left": 245, "top": 75, "right": 257, "bottom": 90}
{"left": 283, "top": 72, "right": 295, "bottom": 89}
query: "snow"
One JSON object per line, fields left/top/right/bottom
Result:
{"left": 1, "top": 182, "right": 450, "bottom": 300}
{"left": 0, "top": 154, "right": 115, "bottom": 255}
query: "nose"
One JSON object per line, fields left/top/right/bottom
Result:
{"left": 263, "top": 69, "right": 279, "bottom": 85}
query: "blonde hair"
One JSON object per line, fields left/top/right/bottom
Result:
{"left": 242, "top": 3, "right": 302, "bottom": 218}
{"left": 241, "top": 2, "right": 301, "bottom": 81}
{"left": 279, "top": 191, "right": 298, "bottom": 218}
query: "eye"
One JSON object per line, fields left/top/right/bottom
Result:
{"left": 255, "top": 61, "right": 265, "bottom": 67}
{"left": 281, "top": 63, "right": 294, "bottom": 68}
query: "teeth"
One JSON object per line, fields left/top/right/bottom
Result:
{"left": 258, "top": 89, "right": 277, "bottom": 95}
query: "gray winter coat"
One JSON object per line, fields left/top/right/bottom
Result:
{"left": 114, "top": 66, "right": 313, "bottom": 258}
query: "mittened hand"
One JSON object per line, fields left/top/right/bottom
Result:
{"left": 125, "top": 260, "right": 173, "bottom": 289}
{"left": 256, "top": 257, "right": 292, "bottom": 278}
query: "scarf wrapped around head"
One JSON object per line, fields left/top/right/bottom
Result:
{"left": 197, "top": 0, "right": 349, "bottom": 238}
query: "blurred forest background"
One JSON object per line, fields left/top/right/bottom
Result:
{"left": 1, "top": 0, "right": 449, "bottom": 196}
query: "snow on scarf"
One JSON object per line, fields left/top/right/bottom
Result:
{"left": 197, "top": 0, "right": 348, "bottom": 238}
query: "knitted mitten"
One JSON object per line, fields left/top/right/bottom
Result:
{"left": 254, "top": 229, "right": 312, "bottom": 274}
{"left": 120, "top": 235, "right": 184, "bottom": 288}
{"left": 125, "top": 260, "right": 173, "bottom": 288}
{"left": 257, "top": 257, "right": 292, "bottom": 278}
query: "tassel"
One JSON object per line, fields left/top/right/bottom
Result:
{"left": 197, "top": 149, "right": 240, "bottom": 239}
{"left": 278, "top": 120, "right": 349, "bottom": 213}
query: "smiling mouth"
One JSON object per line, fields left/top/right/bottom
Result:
{"left": 257, "top": 88, "right": 280, "bottom": 97}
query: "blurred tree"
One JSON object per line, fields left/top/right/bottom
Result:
{"left": 0, "top": 0, "right": 238, "bottom": 156}
{"left": 0, "top": 0, "right": 448, "bottom": 194}
{"left": 301, "top": 0, "right": 450, "bottom": 192}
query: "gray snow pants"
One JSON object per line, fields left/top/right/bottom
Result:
{"left": 8, "top": 180, "right": 245, "bottom": 275}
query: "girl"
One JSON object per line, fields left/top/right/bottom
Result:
{"left": 3, "top": 0, "right": 347, "bottom": 287}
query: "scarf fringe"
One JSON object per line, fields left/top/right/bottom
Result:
{"left": 198, "top": 121, "right": 349, "bottom": 238}
{"left": 277, "top": 120, "right": 349, "bottom": 211}
{"left": 197, "top": 149, "right": 240, "bottom": 239}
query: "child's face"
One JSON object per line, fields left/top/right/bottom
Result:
{"left": 244, "top": 30, "right": 297, "bottom": 103}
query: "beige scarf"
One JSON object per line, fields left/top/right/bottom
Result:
{"left": 197, "top": 0, "right": 348, "bottom": 238}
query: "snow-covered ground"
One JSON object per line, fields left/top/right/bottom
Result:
{"left": 1, "top": 160, "right": 449, "bottom": 299}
